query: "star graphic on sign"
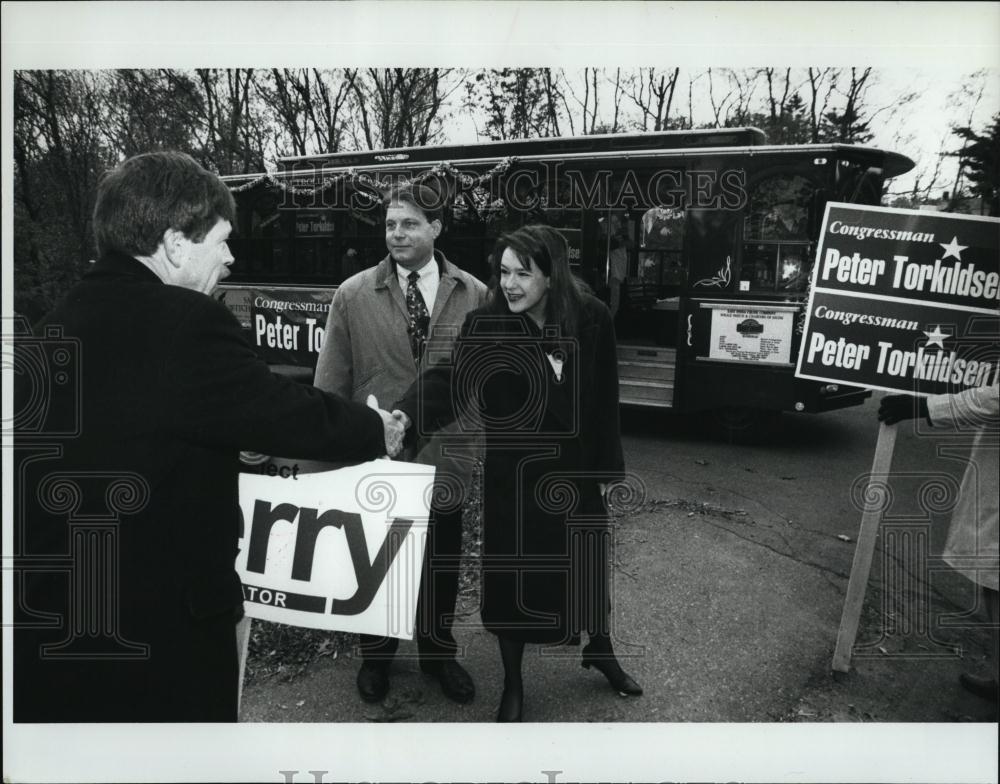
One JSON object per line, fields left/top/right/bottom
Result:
{"left": 923, "top": 325, "right": 950, "bottom": 348}
{"left": 939, "top": 236, "right": 967, "bottom": 261}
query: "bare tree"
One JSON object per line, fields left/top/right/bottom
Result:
{"left": 627, "top": 67, "right": 680, "bottom": 131}
{"left": 805, "top": 67, "right": 839, "bottom": 142}
{"left": 542, "top": 69, "right": 563, "bottom": 137}
{"left": 706, "top": 68, "right": 735, "bottom": 127}
{"left": 686, "top": 71, "right": 704, "bottom": 129}
{"left": 608, "top": 68, "right": 625, "bottom": 133}
{"left": 463, "top": 68, "right": 563, "bottom": 139}
{"left": 344, "top": 68, "right": 457, "bottom": 149}
{"left": 558, "top": 67, "right": 635, "bottom": 135}
{"left": 102, "top": 70, "right": 201, "bottom": 158}
{"left": 722, "top": 68, "right": 765, "bottom": 126}
{"left": 257, "top": 69, "right": 352, "bottom": 157}
{"left": 764, "top": 67, "right": 793, "bottom": 121}
{"left": 560, "top": 67, "right": 601, "bottom": 135}
{"left": 193, "top": 68, "right": 265, "bottom": 174}
{"left": 14, "top": 71, "right": 110, "bottom": 258}
{"left": 824, "top": 67, "right": 874, "bottom": 143}
{"left": 14, "top": 71, "right": 116, "bottom": 318}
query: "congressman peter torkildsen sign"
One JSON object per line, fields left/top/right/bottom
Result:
{"left": 796, "top": 204, "right": 1000, "bottom": 396}
{"left": 236, "top": 461, "right": 434, "bottom": 639}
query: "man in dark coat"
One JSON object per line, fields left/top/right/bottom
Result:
{"left": 12, "top": 151, "right": 404, "bottom": 722}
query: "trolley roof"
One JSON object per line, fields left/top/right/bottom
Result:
{"left": 277, "top": 127, "right": 769, "bottom": 169}
{"left": 221, "top": 128, "right": 915, "bottom": 185}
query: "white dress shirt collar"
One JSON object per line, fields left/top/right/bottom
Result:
{"left": 397, "top": 256, "right": 440, "bottom": 314}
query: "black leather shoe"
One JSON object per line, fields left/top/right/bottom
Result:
{"left": 959, "top": 672, "right": 999, "bottom": 702}
{"left": 420, "top": 659, "right": 475, "bottom": 703}
{"left": 496, "top": 687, "right": 523, "bottom": 722}
{"left": 581, "top": 644, "right": 643, "bottom": 696}
{"left": 356, "top": 662, "right": 390, "bottom": 703}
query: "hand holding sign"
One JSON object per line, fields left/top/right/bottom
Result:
{"left": 822, "top": 205, "right": 999, "bottom": 675}
{"left": 877, "top": 394, "right": 929, "bottom": 425}
{"left": 367, "top": 394, "right": 405, "bottom": 458}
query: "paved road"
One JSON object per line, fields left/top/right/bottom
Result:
{"left": 615, "top": 397, "right": 994, "bottom": 721}
{"left": 241, "top": 395, "right": 996, "bottom": 726}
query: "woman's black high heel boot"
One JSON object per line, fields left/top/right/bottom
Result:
{"left": 497, "top": 635, "right": 525, "bottom": 722}
{"left": 497, "top": 685, "right": 524, "bottom": 722}
{"left": 581, "top": 639, "right": 643, "bottom": 697}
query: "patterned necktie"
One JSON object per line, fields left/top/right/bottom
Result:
{"left": 405, "top": 270, "right": 430, "bottom": 362}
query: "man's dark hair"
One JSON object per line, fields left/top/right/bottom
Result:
{"left": 93, "top": 151, "right": 236, "bottom": 257}
{"left": 383, "top": 183, "right": 444, "bottom": 224}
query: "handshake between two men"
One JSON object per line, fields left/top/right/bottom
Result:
{"left": 366, "top": 394, "right": 413, "bottom": 459}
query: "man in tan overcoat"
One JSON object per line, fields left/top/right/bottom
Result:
{"left": 314, "top": 183, "right": 487, "bottom": 705}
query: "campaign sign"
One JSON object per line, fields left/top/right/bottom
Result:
{"left": 251, "top": 286, "right": 333, "bottom": 366}
{"left": 295, "top": 210, "right": 336, "bottom": 237}
{"left": 796, "top": 204, "right": 1000, "bottom": 396}
{"left": 236, "top": 460, "right": 434, "bottom": 639}
{"left": 218, "top": 285, "right": 334, "bottom": 367}
{"left": 556, "top": 227, "right": 583, "bottom": 267}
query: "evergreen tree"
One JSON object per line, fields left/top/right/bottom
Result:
{"left": 950, "top": 113, "right": 1000, "bottom": 216}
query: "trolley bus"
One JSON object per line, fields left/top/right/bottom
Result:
{"left": 218, "top": 127, "right": 915, "bottom": 432}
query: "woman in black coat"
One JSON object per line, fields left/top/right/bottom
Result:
{"left": 395, "top": 224, "right": 642, "bottom": 721}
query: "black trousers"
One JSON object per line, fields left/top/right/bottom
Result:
{"left": 359, "top": 502, "right": 464, "bottom": 663}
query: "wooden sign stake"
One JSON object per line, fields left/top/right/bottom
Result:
{"left": 832, "top": 422, "right": 898, "bottom": 673}
{"left": 236, "top": 614, "right": 252, "bottom": 716}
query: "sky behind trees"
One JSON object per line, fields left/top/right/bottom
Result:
{"left": 7, "top": 3, "right": 999, "bottom": 321}
{"left": 5, "top": 3, "right": 997, "bottom": 192}
{"left": 446, "top": 65, "right": 998, "bottom": 199}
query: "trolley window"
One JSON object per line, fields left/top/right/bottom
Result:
{"left": 741, "top": 174, "right": 814, "bottom": 293}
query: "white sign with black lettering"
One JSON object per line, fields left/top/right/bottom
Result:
{"left": 236, "top": 460, "right": 434, "bottom": 639}
{"left": 705, "top": 304, "right": 795, "bottom": 365}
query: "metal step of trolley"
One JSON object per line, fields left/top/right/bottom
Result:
{"left": 617, "top": 344, "right": 676, "bottom": 408}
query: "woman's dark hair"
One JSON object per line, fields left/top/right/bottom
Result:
{"left": 93, "top": 151, "right": 236, "bottom": 257}
{"left": 383, "top": 183, "right": 444, "bottom": 224}
{"left": 486, "top": 224, "right": 586, "bottom": 337}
